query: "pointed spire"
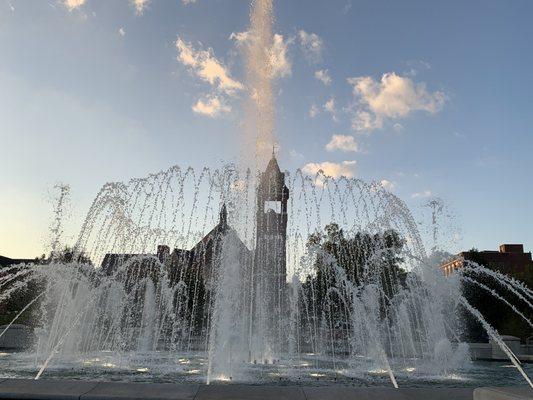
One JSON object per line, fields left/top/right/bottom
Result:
{"left": 265, "top": 155, "right": 281, "bottom": 175}
{"left": 219, "top": 203, "right": 228, "bottom": 226}
{"left": 265, "top": 143, "right": 281, "bottom": 175}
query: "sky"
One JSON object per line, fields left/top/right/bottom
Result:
{"left": 1, "top": 0, "right": 532, "bottom": 258}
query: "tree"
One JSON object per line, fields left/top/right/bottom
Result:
{"left": 301, "top": 224, "right": 407, "bottom": 329}
{"left": 49, "top": 246, "right": 92, "bottom": 265}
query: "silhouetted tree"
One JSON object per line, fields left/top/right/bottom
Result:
{"left": 302, "top": 224, "right": 407, "bottom": 329}
{"left": 49, "top": 246, "right": 92, "bottom": 265}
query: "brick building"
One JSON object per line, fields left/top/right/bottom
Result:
{"left": 441, "top": 244, "right": 532, "bottom": 278}
{"left": 441, "top": 244, "right": 533, "bottom": 341}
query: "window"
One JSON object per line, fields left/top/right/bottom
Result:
{"left": 264, "top": 200, "right": 282, "bottom": 214}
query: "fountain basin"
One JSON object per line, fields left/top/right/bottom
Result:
{"left": 1, "top": 350, "right": 532, "bottom": 389}
{"left": 0, "top": 379, "right": 479, "bottom": 400}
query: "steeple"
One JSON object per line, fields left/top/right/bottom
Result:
{"left": 264, "top": 155, "right": 281, "bottom": 175}
{"left": 253, "top": 154, "right": 289, "bottom": 356}
{"left": 263, "top": 143, "right": 281, "bottom": 176}
{"left": 219, "top": 203, "right": 228, "bottom": 227}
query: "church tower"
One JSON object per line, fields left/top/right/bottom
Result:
{"left": 253, "top": 153, "right": 289, "bottom": 357}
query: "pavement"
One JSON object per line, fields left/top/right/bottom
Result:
{"left": 0, "top": 378, "right": 525, "bottom": 400}
{"left": 473, "top": 386, "right": 533, "bottom": 400}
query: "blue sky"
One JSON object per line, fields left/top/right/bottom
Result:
{"left": 1, "top": 0, "right": 532, "bottom": 258}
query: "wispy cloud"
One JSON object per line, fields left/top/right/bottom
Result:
{"left": 392, "top": 122, "right": 404, "bottom": 133}
{"left": 309, "top": 103, "right": 319, "bottom": 118}
{"left": 411, "top": 190, "right": 433, "bottom": 199}
{"left": 182, "top": 0, "right": 197, "bottom": 4}
{"left": 323, "top": 97, "right": 338, "bottom": 122}
{"left": 229, "top": 31, "right": 250, "bottom": 44}
{"left": 326, "top": 134, "right": 358, "bottom": 153}
{"left": 63, "top": 0, "right": 86, "bottom": 11}
{"left": 192, "top": 96, "right": 231, "bottom": 118}
{"left": 324, "top": 97, "right": 335, "bottom": 113}
{"left": 289, "top": 149, "right": 304, "bottom": 159}
{"left": 176, "top": 37, "right": 243, "bottom": 95}
{"left": 302, "top": 160, "right": 357, "bottom": 179}
{"left": 176, "top": 37, "right": 243, "bottom": 118}
{"left": 343, "top": 0, "right": 352, "bottom": 14}
{"left": 270, "top": 34, "right": 292, "bottom": 78}
{"left": 315, "top": 69, "right": 331, "bottom": 85}
{"left": 380, "top": 179, "right": 396, "bottom": 191}
{"left": 347, "top": 72, "right": 446, "bottom": 132}
{"left": 298, "top": 30, "right": 324, "bottom": 63}
{"left": 131, "top": 0, "right": 149, "bottom": 15}
{"left": 404, "top": 60, "right": 431, "bottom": 77}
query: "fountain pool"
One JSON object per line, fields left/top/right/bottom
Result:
{"left": 1, "top": 351, "right": 532, "bottom": 388}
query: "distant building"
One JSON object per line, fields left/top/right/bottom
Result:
{"left": 100, "top": 154, "right": 289, "bottom": 339}
{"left": 253, "top": 155, "right": 289, "bottom": 352}
{"left": 101, "top": 204, "right": 251, "bottom": 290}
{"left": 440, "top": 244, "right": 533, "bottom": 278}
{"left": 441, "top": 244, "right": 533, "bottom": 341}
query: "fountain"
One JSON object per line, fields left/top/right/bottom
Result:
{"left": 1, "top": 0, "right": 533, "bottom": 391}
{"left": 2, "top": 158, "right": 533, "bottom": 388}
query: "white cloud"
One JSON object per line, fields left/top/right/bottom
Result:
{"left": 343, "top": 0, "right": 352, "bottom": 14}
{"left": 270, "top": 34, "right": 291, "bottom": 79}
{"left": 325, "top": 134, "right": 358, "bottom": 153}
{"left": 309, "top": 103, "right": 319, "bottom": 118}
{"left": 289, "top": 149, "right": 304, "bottom": 159}
{"left": 131, "top": 0, "right": 149, "bottom": 15}
{"left": 324, "top": 97, "right": 335, "bottom": 113}
{"left": 347, "top": 72, "right": 446, "bottom": 132}
{"left": 405, "top": 60, "right": 431, "bottom": 77}
{"left": 118, "top": 27, "right": 126, "bottom": 37}
{"left": 323, "top": 97, "right": 338, "bottom": 122}
{"left": 182, "top": 0, "right": 197, "bottom": 4}
{"left": 192, "top": 96, "right": 231, "bottom": 118}
{"left": 350, "top": 110, "right": 379, "bottom": 131}
{"left": 63, "top": 0, "right": 85, "bottom": 11}
{"left": 230, "top": 31, "right": 291, "bottom": 79}
{"left": 298, "top": 30, "right": 323, "bottom": 63}
{"left": 380, "top": 179, "right": 395, "bottom": 191}
{"left": 315, "top": 69, "right": 331, "bottom": 85}
{"left": 392, "top": 122, "right": 404, "bottom": 133}
{"left": 302, "top": 160, "right": 357, "bottom": 180}
{"left": 229, "top": 31, "right": 250, "bottom": 44}
{"left": 411, "top": 190, "right": 433, "bottom": 199}
{"left": 176, "top": 38, "right": 243, "bottom": 95}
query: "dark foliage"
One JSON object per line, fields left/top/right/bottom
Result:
{"left": 301, "top": 224, "right": 407, "bottom": 328}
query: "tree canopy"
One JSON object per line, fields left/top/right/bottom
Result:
{"left": 302, "top": 223, "right": 408, "bottom": 322}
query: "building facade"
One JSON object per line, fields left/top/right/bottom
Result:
{"left": 252, "top": 155, "right": 289, "bottom": 356}
{"left": 441, "top": 244, "right": 533, "bottom": 341}
{"left": 441, "top": 244, "right": 533, "bottom": 278}
{"left": 100, "top": 156, "right": 289, "bottom": 347}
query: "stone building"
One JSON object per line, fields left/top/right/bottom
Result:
{"left": 101, "top": 204, "right": 253, "bottom": 335}
{"left": 100, "top": 155, "right": 289, "bottom": 339}
{"left": 252, "top": 155, "right": 289, "bottom": 353}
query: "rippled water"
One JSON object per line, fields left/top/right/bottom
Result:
{"left": 1, "top": 350, "right": 530, "bottom": 388}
